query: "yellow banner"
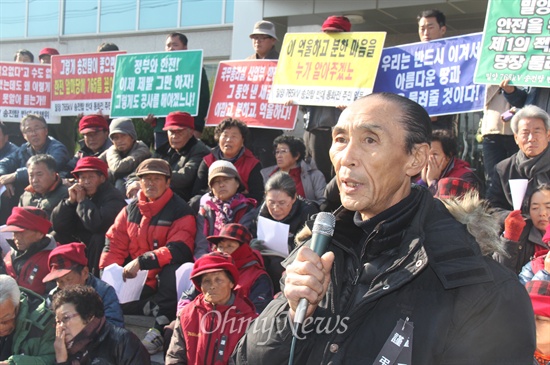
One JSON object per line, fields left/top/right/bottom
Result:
{"left": 269, "top": 32, "right": 386, "bottom": 106}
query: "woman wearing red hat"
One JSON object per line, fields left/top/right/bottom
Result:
{"left": 165, "top": 252, "right": 257, "bottom": 365}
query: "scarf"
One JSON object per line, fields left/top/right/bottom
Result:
{"left": 212, "top": 146, "right": 245, "bottom": 163}
{"left": 516, "top": 146, "right": 550, "bottom": 180}
{"left": 211, "top": 194, "right": 239, "bottom": 234}
{"left": 535, "top": 350, "right": 550, "bottom": 365}
{"left": 66, "top": 316, "right": 106, "bottom": 365}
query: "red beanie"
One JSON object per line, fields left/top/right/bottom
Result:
{"left": 0, "top": 206, "right": 51, "bottom": 234}
{"left": 190, "top": 252, "right": 239, "bottom": 292}
{"left": 322, "top": 16, "right": 351, "bottom": 32}
{"left": 71, "top": 156, "right": 109, "bottom": 179}
{"left": 164, "top": 111, "right": 195, "bottom": 131}
{"left": 526, "top": 280, "right": 550, "bottom": 317}
{"left": 79, "top": 115, "right": 109, "bottom": 133}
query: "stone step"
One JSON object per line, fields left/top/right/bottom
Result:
{"left": 125, "top": 315, "right": 165, "bottom": 365}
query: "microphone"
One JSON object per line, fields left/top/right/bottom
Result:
{"left": 293, "top": 212, "right": 336, "bottom": 328}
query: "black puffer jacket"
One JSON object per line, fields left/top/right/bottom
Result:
{"left": 236, "top": 186, "right": 535, "bottom": 364}
{"left": 55, "top": 320, "right": 150, "bottom": 365}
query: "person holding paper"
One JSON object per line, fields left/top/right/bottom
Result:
{"left": 100, "top": 158, "right": 196, "bottom": 355}
{"left": 253, "top": 171, "right": 318, "bottom": 293}
{"left": 43, "top": 242, "right": 124, "bottom": 328}
{"left": 51, "top": 285, "right": 150, "bottom": 365}
{"left": 51, "top": 157, "right": 126, "bottom": 277}
{"left": 1, "top": 206, "right": 57, "bottom": 296}
{"left": 493, "top": 185, "right": 550, "bottom": 274}
{"left": 166, "top": 252, "right": 257, "bottom": 365}
{"left": 487, "top": 105, "right": 550, "bottom": 225}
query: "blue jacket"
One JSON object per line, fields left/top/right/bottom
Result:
{"left": 0, "top": 137, "right": 69, "bottom": 185}
{"left": 47, "top": 275, "right": 124, "bottom": 328}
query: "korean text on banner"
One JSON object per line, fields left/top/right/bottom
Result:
{"left": 0, "top": 62, "right": 60, "bottom": 124}
{"left": 269, "top": 32, "right": 386, "bottom": 107}
{"left": 206, "top": 60, "right": 298, "bottom": 130}
{"left": 374, "top": 33, "right": 486, "bottom": 117}
{"left": 110, "top": 50, "right": 203, "bottom": 118}
{"left": 474, "top": 0, "right": 550, "bottom": 87}
{"left": 51, "top": 51, "right": 125, "bottom": 116}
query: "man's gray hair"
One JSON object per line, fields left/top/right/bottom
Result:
{"left": 0, "top": 275, "right": 20, "bottom": 307}
{"left": 511, "top": 104, "right": 550, "bottom": 134}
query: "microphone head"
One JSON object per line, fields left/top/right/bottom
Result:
{"left": 312, "top": 212, "right": 336, "bottom": 237}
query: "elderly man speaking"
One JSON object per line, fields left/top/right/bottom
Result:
{"left": 235, "top": 93, "right": 536, "bottom": 364}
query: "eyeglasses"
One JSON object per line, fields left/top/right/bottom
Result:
{"left": 22, "top": 127, "right": 46, "bottom": 135}
{"left": 275, "top": 149, "right": 289, "bottom": 155}
{"left": 55, "top": 312, "right": 80, "bottom": 326}
{"left": 167, "top": 129, "right": 189, "bottom": 137}
{"left": 251, "top": 35, "right": 272, "bottom": 41}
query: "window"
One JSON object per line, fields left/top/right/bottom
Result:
{"left": 100, "top": 0, "right": 136, "bottom": 33}
{"left": 225, "top": 0, "right": 233, "bottom": 23}
{"left": 0, "top": 1, "right": 26, "bottom": 38}
{"left": 181, "top": 0, "right": 221, "bottom": 27}
{"left": 139, "top": 0, "right": 177, "bottom": 30}
{"left": 28, "top": 0, "right": 59, "bottom": 37}
{"left": 64, "top": 0, "right": 98, "bottom": 35}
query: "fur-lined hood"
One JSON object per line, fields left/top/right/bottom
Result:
{"left": 295, "top": 191, "right": 506, "bottom": 257}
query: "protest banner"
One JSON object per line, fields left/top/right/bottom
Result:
{"left": 0, "top": 62, "right": 60, "bottom": 123}
{"left": 110, "top": 50, "right": 203, "bottom": 118}
{"left": 206, "top": 60, "right": 298, "bottom": 130}
{"left": 373, "top": 33, "right": 486, "bottom": 116}
{"left": 269, "top": 32, "right": 386, "bottom": 107}
{"left": 51, "top": 51, "right": 125, "bottom": 116}
{"left": 474, "top": 0, "right": 550, "bottom": 87}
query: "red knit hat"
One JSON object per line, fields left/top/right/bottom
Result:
{"left": 163, "top": 111, "right": 195, "bottom": 131}
{"left": 190, "top": 252, "right": 239, "bottom": 292}
{"left": 322, "top": 16, "right": 351, "bottom": 32}
{"left": 0, "top": 206, "right": 51, "bottom": 234}
{"left": 526, "top": 280, "right": 550, "bottom": 317}
{"left": 71, "top": 156, "right": 109, "bottom": 179}
{"left": 79, "top": 115, "right": 109, "bottom": 133}
{"left": 207, "top": 223, "right": 252, "bottom": 246}
{"left": 43, "top": 242, "right": 88, "bottom": 282}
{"left": 39, "top": 47, "right": 60, "bottom": 58}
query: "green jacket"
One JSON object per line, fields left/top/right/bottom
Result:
{"left": 7, "top": 288, "right": 55, "bottom": 365}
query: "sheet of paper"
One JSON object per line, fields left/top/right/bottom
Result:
{"left": 509, "top": 179, "right": 528, "bottom": 210}
{"left": 175, "top": 262, "right": 194, "bottom": 300}
{"left": 101, "top": 263, "right": 147, "bottom": 304}
{"left": 0, "top": 225, "right": 12, "bottom": 259}
{"left": 256, "top": 216, "right": 290, "bottom": 257}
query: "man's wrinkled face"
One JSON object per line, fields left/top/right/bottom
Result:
{"left": 514, "top": 117, "right": 550, "bottom": 158}
{"left": 82, "top": 130, "right": 109, "bottom": 153}
{"left": 0, "top": 300, "right": 18, "bottom": 337}
{"left": 28, "top": 162, "right": 57, "bottom": 195}
{"left": 22, "top": 118, "right": 48, "bottom": 151}
{"left": 251, "top": 35, "right": 277, "bottom": 58}
{"left": 418, "top": 16, "right": 446, "bottom": 42}
{"left": 168, "top": 128, "right": 192, "bottom": 151}
{"left": 140, "top": 174, "right": 170, "bottom": 200}
{"left": 77, "top": 171, "right": 105, "bottom": 196}
{"left": 330, "top": 96, "right": 428, "bottom": 220}
{"left": 13, "top": 229, "right": 44, "bottom": 252}
{"left": 111, "top": 133, "right": 134, "bottom": 154}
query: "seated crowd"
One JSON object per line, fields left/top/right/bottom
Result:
{"left": 1, "top": 98, "right": 550, "bottom": 364}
